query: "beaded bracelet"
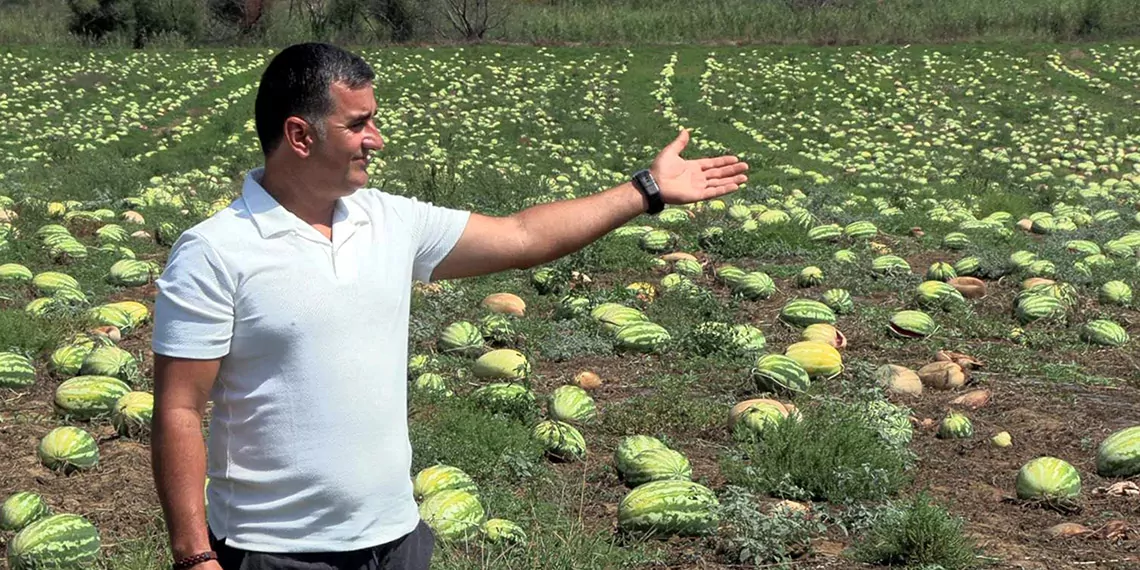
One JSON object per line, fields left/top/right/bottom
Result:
{"left": 172, "top": 550, "right": 218, "bottom": 570}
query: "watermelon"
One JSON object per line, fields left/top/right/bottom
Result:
{"left": 1015, "top": 294, "right": 1065, "bottom": 324}
{"left": 937, "top": 412, "right": 973, "bottom": 439}
{"left": 729, "top": 324, "right": 766, "bottom": 354}
{"left": 888, "top": 310, "right": 936, "bottom": 338}
{"left": 800, "top": 323, "right": 846, "bottom": 349}
{"left": 0, "top": 352, "right": 36, "bottom": 390}
{"left": 1080, "top": 319, "right": 1129, "bottom": 347}
{"left": 733, "top": 272, "right": 776, "bottom": 300}
{"left": 472, "top": 349, "right": 530, "bottom": 380}
{"left": 1066, "top": 240, "right": 1102, "bottom": 256}
{"left": 531, "top": 420, "right": 587, "bottom": 461}
{"left": 1096, "top": 426, "right": 1140, "bottom": 478}
{"left": 0, "top": 263, "right": 33, "bottom": 283}
{"left": 621, "top": 447, "right": 693, "bottom": 487}
{"left": 614, "top": 321, "right": 671, "bottom": 353}
{"left": 478, "top": 313, "right": 514, "bottom": 343}
{"left": 953, "top": 256, "right": 980, "bottom": 276}
{"left": 1016, "top": 457, "right": 1081, "bottom": 501}
{"left": 729, "top": 399, "right": 790, "bottom": 439}
{"left": 7, "top": 513, "right": 100, "bottom": 570}
{"left": 807, "top": 224, "right": 842, "bottom": 241}
{"left": 1099, "top": 281, "right": 1132, "bottom": 306}
{"left": 547, "top": 385, "right": 597, "bottom": 424}
{"left": 413, "top": 465, "right": 478, "bottom": 501}
{"left": 596, "top": 306, "right": 650, "bottom": 333}
{"left": 617, "top": 480, "right": 719, "bottom": 537}
{"left": 111, "top": 391, "right": 154, "bottom": 437}
{"left": 639, "top": 229, "right": 675, "bottom": 253}
{"left": 714, "top": 264, "right": 746, "bottom": 287}
{"left": 79, "top": 346, "right": 139, "bottom": 383}
{"left": 1, "top": 492, "right": 52, "bottom": 532}
{"left": 438, "top": 321, "right": 484, "bottom": 356}
{"left": 470, "top": 383, "right": 536, "bottom": 415}
{"left": 481, "top": 518, "right": 527, "bottom": 545}
{"left": 38, "top": 427, "right": 99, "bottom": 472}
{"left": 87, "top": 305, "right": 134, "bottom": 332}
{"left": 871, "top": 254, "right": 911, "bottom": 274}
{"left": 833, "top": 249, "right": 858, "bottom": 264}
{"left": 915, "top": 280, "right": 966, "bottom": 310}
{"left": 778, "top": 299, "right": 837, "bottom": 327}
{"left": 783, "top": 341, "right": 843, "bottom": 379}
{"left": 614, "top": 436, "right": 667, "bottom": 475}
{"left": 32, "top": 272, "right": 79, "bottom": 296}
{"left": 844, "top": 221, "right": 878, "bottom": 239}
{"left": 418, "top": 489, "right": 484, "bottom": 542}
{"left": 49, "top": 337, "right": 98, "bottom": 376}
{"left": 672, "top": 258, "right": 703, "bottom": 277}
{"left": 481, "top": 292, "right": 526, "bottom": 316}
{"left": 413, "top": 372, "right": 452, "bottom": 396}
{"left": 54, "top": 376, "right": 132, "bottom": 420}
{"left": 752, "top": 354, "right": 811, "bottom": 395}
{"left": 942, "top": 232, "right": 971, "bottom": 250}
{"left": 105, "top": 259, "right": 153, "bottom": 287}
{"left": 796, "top": 266, "right": 823, "bottom": 288}
{"left": 820, "top": 288, "right": 854, "bottom": 314}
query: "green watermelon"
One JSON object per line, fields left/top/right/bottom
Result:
{"left": 778, "top": 299, "right": 837, "bottom": 327}
{"left": 751, "top": 354, "right": 811, "bottom": 395}
{"left": 614, "top": 321, "right": 671, "bottom": 353}
{"left": 1099, "top": 281, "right": 1132, "bottom": 306}
{"left": 413, "top": 465, "right": 478, "bottom": 502}
{"left": 614, "top": 435, "right": 667, "bottom": 475}
{"left": 438, "top": 321, "right": 484, "bottom": 356}
{"left": 1016, "top": 457, "right": 1081, "bottom": 501}
{"left": 531, "top": 420, "right": 586, "bottom": 461}
{"left": 937, "top": 412, "right": 973, "bottom": 439}
{"left": 617, "top": 480, "right": 719, "bottom": 537}
{"left": 888, "top": 310, "right": 936, "bottom": 338}
{"left": 481, "top": 518, "right": 527, "bottom": 545}
{"left": 733, "top": 272, "right": 776, "bottom": 300}
{"left": 105, "top": 259, "right": 153, "bottom": 287}
{"left": 38, "top": 427, "right": 99, "bottom": 472}
{"left": 621, "top": 447, "right": 693, "bottom": 487}
{"left": 820, "top": 288, "right": 854, "bottom": 314}
{"left": 54, "top": 376, "right": 132, "bottom": 420}
{"left": 7, "top": 513, "right": 100, "bottom": 570}
{"left": 547, "top": 385, "right": 597, "bottom": 424}
{"left": 871, "top": 254, "right": 911, "bottom": 274}
{"left": 0, "top": 352, "right": 36, "bottom": 390}
{"left": 844, "top": 221, "right": 878, "bottom": 239}
{"left": 0, "top": 263, "right": 33, "bottom": 283}
{"left": 1081, "top": 319, "right": 1129, "bottom": 347}
{"left": 470, "top": 383, "right": 536, "bottom": 415}
{"left": 111, "top": 391, "right": 154, "bottom": 437}
{"left": 418, "top": 489, "right": 484, "bottom": 542}
{"left": 1097, "top": 426, "right": 1140, "bottom": 478}
{"left": 1, "top": 492, "right": 53, "bottom": 532}
{"left": 79, "top": 346, "right": 139, "bottom": 383}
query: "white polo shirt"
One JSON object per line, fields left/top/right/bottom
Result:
{"left": 152, "top": 166, "right": 471, "bottom": 552}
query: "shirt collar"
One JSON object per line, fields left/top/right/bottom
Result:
{"left": 242, "top": 166, "right": 369, "bottom": 240}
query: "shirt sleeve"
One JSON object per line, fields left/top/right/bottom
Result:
{"left": 408, "top": 198, "right": 471, "bottom": 283}
{"left": 151, "top": 231, "right": 236, "bottom": 359}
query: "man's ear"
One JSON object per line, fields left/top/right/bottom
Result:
{"left": 283, "top": 116, "right": 315, "bottom": 158}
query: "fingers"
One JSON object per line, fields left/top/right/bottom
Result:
{"left": 699, "top": 156, "right": 747, "bottom": 170}
{"left": 705, "top": 163, "right": 749, "bottom": 181}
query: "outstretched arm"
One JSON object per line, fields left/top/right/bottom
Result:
{"left": 431, "top": 129, "right": 748, "bottom": 281}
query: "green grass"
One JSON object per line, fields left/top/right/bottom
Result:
{"left": 849, "top": 492, "right": 982, "bottom": 570}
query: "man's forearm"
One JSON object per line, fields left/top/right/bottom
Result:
{"left": 152, "top": 408, "right": 212, "bottom": 559}
{"left": 513, "top": 181, "right": 648, "bottom": 268}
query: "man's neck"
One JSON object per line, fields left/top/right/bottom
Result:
{"left": 260, "top": 163, "right": 337, "bottom": 228}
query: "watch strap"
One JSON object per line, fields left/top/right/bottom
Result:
{"left": 172, "top": 550, "right": 217, "bottom": 570}
{"left": 632, "top": 169, "right": 665, "bottom": 215}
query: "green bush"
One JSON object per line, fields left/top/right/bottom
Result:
{"left": 849, "top": 492, "right": 981, "bottom": 570}
{"left": 721, "top": 398, "right": 912, "bottom": 503}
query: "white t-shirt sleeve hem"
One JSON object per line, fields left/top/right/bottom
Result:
{"left": 151, "top": 231, "right": 236, "bottom": 359}
{"left": 412, "top": 208, "right": 471, "bottom": 283}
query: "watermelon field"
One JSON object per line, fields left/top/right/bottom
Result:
{"left": 4, "top": 42, "right": 1140, "bottom": 569}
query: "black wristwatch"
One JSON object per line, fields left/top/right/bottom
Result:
{"left": 631, "top": 169, "right": 665, "bottom": 215}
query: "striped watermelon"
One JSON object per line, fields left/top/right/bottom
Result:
{"left": 1016, "top": 457, "right": 1081, "bottom": 501}
{"left": 481, "top": 518, "right": 527, "bottom": 545}
{"left": 614, "top": 436, "right": 667, "bottom": 475}
{"left": 714, "top": 265, "right": 746, "bottom": 287}
{"left": 38, "top": 427, "right": 99, "bottom": 472}
{"left": 729, "top": 399, "right": 790, "bottom": 439}
{"left": 942, "top": 232, "right": 971, "bottom": 250}
{"left": 639, "top": 229, "right": 675, "bottom": 253}
{"left": 1, "top": 492, "right": 52, "bottom": 532}
{"left": 0, "top": 352, "right": 36, "bottom": 390}
{"left": 871, "top": 255, "right": 911, "bottom": 274}
{"left": 7, "top": 513, "right": 100, "bottom": 570}
{"left": 413, "top": 372, "right": 452, "bottom": 396}
{"left": 673, "top": 258, "right": 703, "bottom": 277}
{"left": 1096, "top": 426, "right": 1140, "bottom": 478}
{"left": 729, "top": 324, "right": 766, "bottom": 354}
{"left": 418, "top": 489, "right": 484, "bottom": 542}
{"left": 821, "top": 288, "right": 854, "bottom": 314}
{"left": 470, "top": 383, "right": 536, "bottom": 415}
{"left": 784, "top": 341, "right": 842, "bottom": 379}
{"left": 833, "top": 249, "right": 858, "bottom": 264}
{"left": 596, "top": 306, "right": 650, "bottom": 333}
{"left": 617, "top": 480, "right": 719, "bottom": 537}
{"left": 733, "top": 272, "right": 776, "bottom": 300}
{"left": 888, "top": 310, "right": 936, "bottom": 338}
{"left": 31, "top": 272, "right": 79, "bottom": 296}
{"left": 937, "top": 412, "right": 973, "bottom": 439}
{"left": 1099, "top": 281, "right": 1132, "bottom": 306}
{"left": 953, "top": 256, "right": 980, "bottom": 276}
{"left": 548, "top": 385, "right": 597, "bottom": 424}
{"left": 472, "top": 349, "right": 530, "bottom": 380}
{"left": 95, "top": 224, "right": 129, "bottom": 244}
{"left": 54, "top": 376, "right": 132, "bottom": 420}
{"left": 413, "top": 465, "right": 478, "bottom": 502}
{"left": 79, "top": 346, "right": 139, "bottom": 383}
{"left": 1066, "top": 240, "right": 1102, "bottom": 255}
{"left": 778, "top": 299, "right": 836, "bottom": 327}
{"left": 49, "top": 337, "right": 99, "bottom": 376}
{"left": 751, "top": 354, "right": 811, "bottom": 395}
{"left": 796, "top": 266, "right": 823, "bottom": 288}
{"left": 1081, "top": 319, "right": 1129, "bottom": 347}
{"left": 111, "top": 391, "right": 154, "bottom": 437}
{"left": 531, "top": 420, "right": 587, "bottom": 461}
{"left": 614, "top": 321, "right": 671, "bottom": 353}
{"left": 622, "top": 447, "right": 693, "bottom": 487}
{"left": 438, "top": 321, "right": 484, "bottom": 356}
{"left": 844, "top": 221, "right": 878, "bottom": 239}
{"left": 807, "top": 224, "right": 842, "bottom": 241}
{"left": 915, "top": 280, "right": 966, "bottom": 310}
{"left": 105, "top": 259, "right": 153, "bottom": 287}
{"left": 1015, "top": 294, "right": 1065, "bottom": 324}
{"left": 0, "top": 263, "right": 33, "bottom": 283}
{"left": 87, "top": 305, "right": 134, "bottom": 332}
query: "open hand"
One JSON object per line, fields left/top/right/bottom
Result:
{"left": 649, "top": 129, "right": 749, "bottom": 205}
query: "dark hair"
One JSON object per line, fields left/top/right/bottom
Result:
{"left": 254, "top": 42, "right": 375, "bottom": 156}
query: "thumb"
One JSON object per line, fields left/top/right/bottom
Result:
{"left": 664, "top": 128, "right": 690, "bottom": 155}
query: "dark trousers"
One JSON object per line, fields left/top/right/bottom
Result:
{"left": 208, "top": 521, "right": 435, "bottom": 570}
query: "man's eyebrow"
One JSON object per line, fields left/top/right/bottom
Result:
{"left": 347, "top": 109, "right": 378, "bottom": 122}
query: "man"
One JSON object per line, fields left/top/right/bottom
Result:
{"left": 150, "top": 42, "right": 747, "bottom": 570}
